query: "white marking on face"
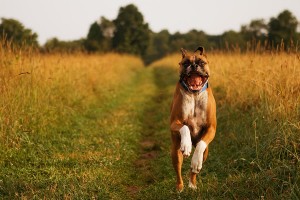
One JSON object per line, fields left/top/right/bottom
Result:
{"left": 191, "top": 140, "right": 207, "bottom": 173}
{"left": 191, "top": 55, "right": 195, "bottom": 62}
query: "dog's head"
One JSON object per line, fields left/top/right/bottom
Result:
{"left": 179, "top": 47, "right": 210, "bottom": 91}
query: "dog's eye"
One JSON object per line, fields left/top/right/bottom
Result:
{"left": 197, "top": 60, "right": 206, "bottom": 66}
{"left": 183, "top": 63, "right": 190, "bottom": 67}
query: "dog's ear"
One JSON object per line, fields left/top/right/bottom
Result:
{"left": 195, "top": 46, "right": 204, "bottom": 55}
{"left": 181, "top": 48, "right": 187, "bottom": 58}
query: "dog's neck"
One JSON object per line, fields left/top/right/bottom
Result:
{"left": 179, "top": 78, "right": 209, "bottom": 94}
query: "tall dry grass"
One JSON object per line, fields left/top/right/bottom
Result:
{"left": 210, "top": 53, "right": 300, "bottom": 120}
{"left": 0, "top": 42, "right": 144, "bottom": 149}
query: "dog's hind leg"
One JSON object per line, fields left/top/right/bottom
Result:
{"left": 171, "top": 134, "right": 184, "bottom": 191}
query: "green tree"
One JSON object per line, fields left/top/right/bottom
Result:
{"left": 241, "top": 19, "right": 268, "bottom": 41}
{"left": 0, "top": 18, "right": 38, "bottom": 47}
{"left": 85, "top": 17, "right": 114, "bottom": 52}
{"left": 184, "top": 30, "right": 209, "bottom": 50}
{"left": 85, "top": 21, "right": 104, "bottom": 52}
{"left": 112, "top": 4, "right": 150, "bottom": 56}
{"left": 98, "top": 17, "right": 115, "bottom": 51}
{"left": 152, "top": 30, "right": 170, "bottom": 56}
{"left": 221, "top": 30, "right": 245, "bottom": 50}
{"left": 268, "top": 10, "right": 298, "bottom": 49}
{"left": 100, "top": 17, "right": 115, "bottom": 39}
{"left": 169, "top": 32, "right": 186, "bottom": 51}
{"left": 168, "top": 30, "right": 209, "bottom": 52}
{"left": 43, "top": 37, "right": 84, "bottom": 53}
{"left": 144, "top": 29, "right": 170, "bottom": 64}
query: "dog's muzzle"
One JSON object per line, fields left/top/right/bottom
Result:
{"left": 181, "top": 65, "right": 209, "bottom": 92}
{"left": 186, "top": 73, "right": 207, "bottom": 91}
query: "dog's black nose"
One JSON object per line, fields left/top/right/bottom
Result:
{"left": 191, "top": 64, "right": 198, "bottom": 71}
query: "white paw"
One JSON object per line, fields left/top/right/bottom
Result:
{"left": 191, "top": 140, "right": 207, "bottom": 173}
{"left": 188, "top": 180, "right": 197, "bottom": 190}
{"left": 179, "top": 125, "right": 192, "bottom": 157}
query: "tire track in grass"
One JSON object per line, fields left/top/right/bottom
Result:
{"left": 89, "top": 69, "right": 152, "bottom": 199}
{"left": 92, "top": 67, "right": 160, "bottom": 199}
{"left": 46, "top": 68, "right": 153, "bottom": 199}
{"left": 128, "top": 65, "right": 180, "bottom": 198}
{"left": 47, "top": 66, "right": 164, "bottom": 199}
{"left": 122, "top": 67, "right": 159, "bottom": 196}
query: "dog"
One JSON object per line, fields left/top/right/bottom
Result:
{"left": 170, "top": 47, "right": 216, "bottom": 191}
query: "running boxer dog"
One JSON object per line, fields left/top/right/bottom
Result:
{"left": 170, "top": 47, "right": 216, "bottom": 191}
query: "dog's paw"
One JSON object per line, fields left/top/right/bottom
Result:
{"left": 179, "top": 125, "right": 192, "bottom": 157}
{"left": 191, "top": 140, "right": 207, "bottom": 173}
{"left": 188, "top": 179, "right": 197, "bottom": 190}
{"left": 176, "top": 183, "right": 184, "bottom": 192}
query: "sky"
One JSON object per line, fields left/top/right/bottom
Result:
{"left": 1, "top": 0, "right": 300, "bottom": 45}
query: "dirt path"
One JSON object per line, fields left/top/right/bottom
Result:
{"left": 122, "top": 66, "right": 181, "bottom": 199}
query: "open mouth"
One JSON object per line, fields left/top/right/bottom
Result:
{"left": 185, "top": 73, "right": 208, "bottom": 91}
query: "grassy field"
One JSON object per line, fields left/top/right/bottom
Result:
{"left": 0, "top": 44, "right": 299, "bottom": 199}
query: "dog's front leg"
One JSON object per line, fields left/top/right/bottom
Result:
{"left": 171, "top": 121, "right": 192, "bottom": 157}
{"left": 189, "top": 126, "right": 215, "bottom": 188}
{"left": 191, "top": 125, "right": 216, "bottom": 173}
{"left": 187, "top": 140, "right": 207, "bottom": 190}
{"left": 191, "top": 125, "right": 215, "bottom": 173}
{"left": 179, "top": 125, "right": 192, "bottom": 157}
{"left": 191, "top": 140, "right": 207, "bottom": 173}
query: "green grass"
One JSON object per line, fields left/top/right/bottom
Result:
{"left": 1, "top": 53, "right": 299, "bottom": 199}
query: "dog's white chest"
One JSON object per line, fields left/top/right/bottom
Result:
{"left": 180, "top": 89, "right": 208, "bottom": 134}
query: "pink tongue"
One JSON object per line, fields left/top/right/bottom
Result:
{"left": 187, "top": 75, "right": 202, "bottom": 90}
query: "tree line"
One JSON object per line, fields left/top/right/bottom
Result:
{"left": 1, "top": 4, "right": 299, "bottom": 64}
